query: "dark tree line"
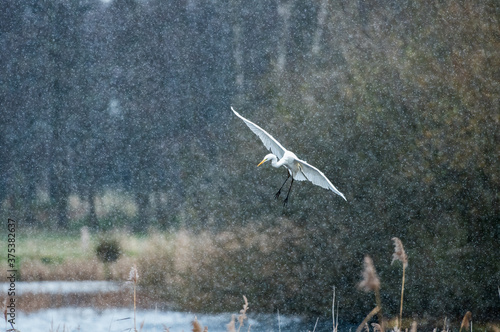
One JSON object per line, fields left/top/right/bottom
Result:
{"left": 1, "top": 0, "right": 498, "bottom": 320}
{"left": 1, "top": 0, "right": 238, "bottom": 229}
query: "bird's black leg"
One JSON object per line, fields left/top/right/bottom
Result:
{"left": 283, "top": 178, "right": 294, "bottom": 206}
{"left": 275, "top": 173, "right": 290, "bottom": 200}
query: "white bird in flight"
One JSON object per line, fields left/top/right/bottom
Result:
{"left": 231, "top": 107, "right": 347, "bottom": 205}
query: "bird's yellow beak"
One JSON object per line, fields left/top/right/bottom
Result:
{"left": 257, "top": 158, "right": 267, "bottom": 167}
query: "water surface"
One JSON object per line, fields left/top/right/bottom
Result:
{"left": 2, "top": 281, "right": 335, "bottom": 331}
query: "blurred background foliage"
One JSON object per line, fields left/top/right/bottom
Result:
{"left": 0, "top": 0, "right": 498, "bottom": 323}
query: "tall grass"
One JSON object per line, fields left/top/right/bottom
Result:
{"left": 15, "top": 227, "right": 499, "bottom": 332}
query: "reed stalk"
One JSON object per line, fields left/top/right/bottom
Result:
{"left": 332, "top": 286, "right": 336, "bottom": 332}
{"left": 391, "top": 238, "right": 408, "bottom": 331}
{"left": 129, "top": 265, "right": 139, "bottom": 332}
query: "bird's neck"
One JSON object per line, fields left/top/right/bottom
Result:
{"left": 270, "top": 155, "right": 281, "bottom": 168}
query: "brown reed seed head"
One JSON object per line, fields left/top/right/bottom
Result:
{"left": 129, "top": 265, "right": 139, "bottom": 284}
{"left": 358, "top": 256, "right": 381, "bottom": 292}
{"left": 192, "top": 316, "right": 203, "bottom": 332}
{"left": 391, "top": 237, "right": 408, "bottom": 268}
{"left": 460, "top": 311, "right": 472, "bottom": 331}
{"left": 238, "top": 295, "right": 249, "bottom": 325}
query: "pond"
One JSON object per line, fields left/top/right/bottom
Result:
{"left": 1, "top": 280, "right": 121, "bottom": 295}
{"left": 1, "top": 281, "right": 335, "bottom": 332}
{"left": 14, "top": 307, "right": 307, "bottom": 332}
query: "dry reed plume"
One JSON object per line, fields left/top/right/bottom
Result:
{"left": 459, "top": 311, "right": 472, "bottom": 332}
{"left": 238, "top": 295, "right": 249, "bottom": 332}
{"left": 227, "top": 296, "right": 250, "bottom": 332}
{"left": 192, "top": 316, "right": 208, "bottom": 332}
{"left": 357, "top": 256, "right": 384, "bottom": 332}
{"left": 391, "top": 237, "right": 408, "bottom": 331}
{"left": 359, "top": 256, "right": 381, "bottom": 292}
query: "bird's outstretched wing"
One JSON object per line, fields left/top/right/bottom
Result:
{"left": 297, "top": 159, "right": 347, "bottom": 201}
{"left": 231, "top": 107, "right": 286, "bottom": 159}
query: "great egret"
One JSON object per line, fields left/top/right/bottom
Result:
{"left": 231, "top": 107, "right": 347, "bottom": 205}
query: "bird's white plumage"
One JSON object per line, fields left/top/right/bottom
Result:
{"left": 231, "top": 107, "right": 286, "bottom": 159}
{"left": 296, "top": 159, "right": 346, "bottom": 200}
{"left": 231, "top": 107, "right": 346, "bottom": 201}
